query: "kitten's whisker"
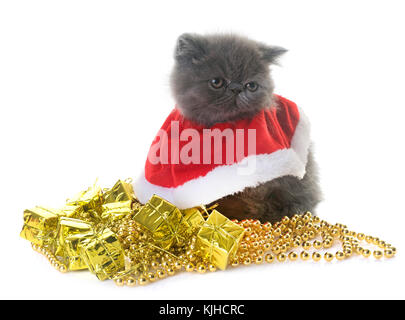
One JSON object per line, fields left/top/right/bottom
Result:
{"left": 213, "top": 95, "right": 233, "bottom": 106}
{"left": 236, "top": 95, "right": 249, "bottom": 109}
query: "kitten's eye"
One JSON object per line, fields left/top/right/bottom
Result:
{"left": 245, "top": 82, "right": 258, "bottom": 92}
{"left": 210, "top": 78, "right": 225, "bottom": 89}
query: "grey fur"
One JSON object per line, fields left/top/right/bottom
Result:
{"left": 170, "top": 33, "right": 322, "bottom": 222}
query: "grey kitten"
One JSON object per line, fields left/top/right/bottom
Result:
{"left": 170, "top": 33, "right": 322, "bottom": 223}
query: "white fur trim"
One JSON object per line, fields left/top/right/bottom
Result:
{"left": 133, "top": 109, "right": 311, "bottom": 209}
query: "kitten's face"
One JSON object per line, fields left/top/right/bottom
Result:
{"left": 170, "top": 34, "right": 286, "bottom": 127}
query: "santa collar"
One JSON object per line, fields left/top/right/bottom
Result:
{"left": 134, "top": 94, "right": 311, "bottom": 209}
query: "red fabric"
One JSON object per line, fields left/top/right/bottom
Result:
{"left": 144, "top": 95, "right": 300, "bottom": 188}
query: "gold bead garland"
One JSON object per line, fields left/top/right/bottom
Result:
{"left": 105, "top": 211, "right": 395, "bottom": 286}
{"left": 232, "top": 212, "right": 396, "bottom": 267}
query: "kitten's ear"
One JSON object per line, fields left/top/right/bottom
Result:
{"left": 175, "top": 33, "right": 208, "bottom": 64}
{"left": 258, "top": 44, "right": 287, "bottom": 65}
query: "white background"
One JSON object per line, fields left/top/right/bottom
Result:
{"left": 1, "top": 0, "right": 404, "bottom": 299}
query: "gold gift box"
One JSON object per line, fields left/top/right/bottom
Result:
{"left": 79, "top": 228, "right": 125, "bottom": 281}
{"left": 101, "top": 200, "right": 133, "bottom": 222}
{"left": 133, "top": 195, "right": 190, "bottom": 250}
{"left": 56, "top": 217, "right": 94, "bottom": 270}
{"left": 66, "top": 183, "right": 103, "bottom": 212}
{"left": 182, "top": 207, "right": 205, "bottom": 230}
{"left": 104, "top": 179, "right": 135, "bottom": 203}
{"left": 20, "top": 206, "right": 64, "bottom": 246}
{"left": 196, "top": 210, "right": 245, "bottom": 270}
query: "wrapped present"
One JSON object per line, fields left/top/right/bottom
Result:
{"left": 56, "top": 217, "right": 94, "bottom": 270}
{"left": 182, "top": 207, "right": 205, "bottom": 230}
{"left": 196, "top": 210, "right": 245, "bottom": 270}
{"left": 79, "top": 228, "right": 125, "bottom": 280}
{"left": 133, "top": 195, "right": 190, "bottom": 250}
{"left": 101, "top": 200, "right": 133, "bottom": 223}
{"left": 62, "top": 232, "right": 94, "bottom": 270}
{"left": 20, "top": 206, "right": 64, "bottom": 246}
{"left": 66, "top": 182, "right": 103, "bottom": 213}
{"left": 104, "top": 179, "right": 135, "bottom": 203}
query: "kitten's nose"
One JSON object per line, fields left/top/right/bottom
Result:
{"left": 228, "top": 82, "right": 243, "bottom": 94}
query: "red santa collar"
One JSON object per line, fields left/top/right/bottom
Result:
{"left": 134, "top": 95, "right": 311, "bottom": 209}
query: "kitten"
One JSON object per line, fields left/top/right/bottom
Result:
{"left": 170, "top": 33, "right": 322, "bottom": 223}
